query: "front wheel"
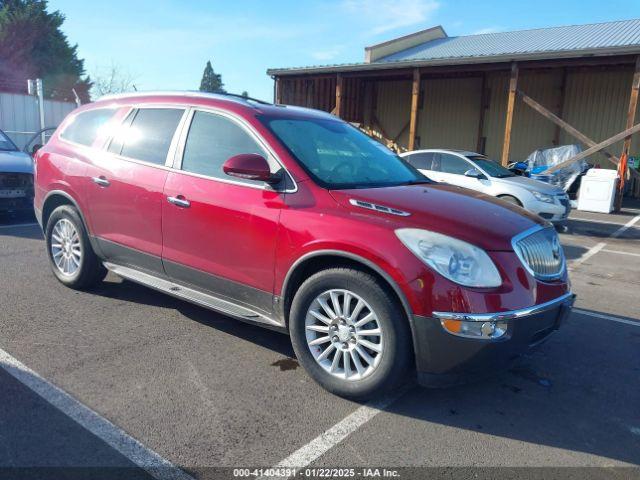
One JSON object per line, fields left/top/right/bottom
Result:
{"left": 289, "top": 268, "right": 412, "bottom": 399}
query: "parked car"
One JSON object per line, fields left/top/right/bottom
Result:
{"left": 34, "top": 92, "right": 574, "bottom": 398}
{"left": 0, "top": 128, "right": 34, "bottom": 215}
{"left": 401, "top": 149, "right": 571, "bottom": 224}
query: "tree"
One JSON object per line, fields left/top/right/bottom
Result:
{"left": 91, "top": 62, "right": 136, "bottom": 98}
{"left": 199, "top": 60, "right": 225, "bottom": 93}
{"left": 0, "top": 0, "right": 91, "bottom": 102}
{"left": 241, "top": 91, "right": 249, "bottom": 98}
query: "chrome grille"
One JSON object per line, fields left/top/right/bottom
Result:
{"left": 513, "top": 227, "right": 565, "bottom": 280}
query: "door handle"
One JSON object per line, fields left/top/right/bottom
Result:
{"left": 92, "top": 176, "right": 110, "bottom": 187}
{"left": 167, "top": 195, "right": 190, "bottom": 208}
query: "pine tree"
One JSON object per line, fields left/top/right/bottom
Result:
{"left": 199, "top": 60, "right": 225, "bottom": 93}
{"left": 0, "top": 0, "right": 92, "bottom": 102}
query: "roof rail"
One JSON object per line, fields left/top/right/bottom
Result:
{"left": 97, "top": 90, "right": 272, "bottom": 106}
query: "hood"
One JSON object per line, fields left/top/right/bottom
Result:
{"left": 330, "top": 184, "right": 545, "bottom": 251}
{"left": 498, "top": 175, "right": 564, "bottom": 194}
{"left": 0, "top": 151, "right": 33, "bottom": 174}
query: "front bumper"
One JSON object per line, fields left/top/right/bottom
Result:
{"left": 530, "top": 197, "right": 571, "bottom": 223}
{"left": 413, "top": 293, "right": 575, "bottom": 387}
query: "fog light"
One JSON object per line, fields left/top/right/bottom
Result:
{"left": 440, "top": 319, "right": 508, "bottom": 339}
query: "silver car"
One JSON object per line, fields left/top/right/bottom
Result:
{"left": 0, "top": 129, "right": 34, "bottom": 214}
{"left": 401, "top": 149, "right": 570, "bottom": 224}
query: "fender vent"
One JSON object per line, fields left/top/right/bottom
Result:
{"left": 349, "top": 199, "right": 410, "bottom": 217}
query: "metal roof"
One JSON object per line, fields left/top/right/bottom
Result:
{"left": 268, "top": 19, "right": 640, "bottom": 76}
{"left": 379, "top": 19, "right": 640, "bottom": 62}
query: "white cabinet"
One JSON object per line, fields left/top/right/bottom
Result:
{"left": 577, "top": 169, "right": 619, "bottom": 213}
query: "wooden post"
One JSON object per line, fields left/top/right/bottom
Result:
{"left": 617, "top": 55, "right": 640, "bottom": 209}
{"left": 501, "top": 62, "right": 519, "bottom": 166}
{"left": 335, "top": 74, "right": 343, "bottom": 118}
{"left": 274, "top": 77, "right": 282, "bottom": 104}
{"left": 408, "top": 68, "right": 421, "bottom": 151}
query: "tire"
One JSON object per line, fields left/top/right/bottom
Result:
{"left": 289, "top": 268, "right": 412, "bottom": 399}
{"left": 45, "top": 205, "right": 107, "bottom": 289}
{"left": 498, "top": 195, "right": 522, "bottom": 207}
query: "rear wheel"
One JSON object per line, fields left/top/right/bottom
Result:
{"left": 45, "top": 205, "right": 107, "bottom": 289}
{"left": 289, "top": 268, "right": 411, "bottom": 399}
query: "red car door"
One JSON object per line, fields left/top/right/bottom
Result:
{"left": 161, "top": 109, "right": 287, "bottom": 316}
{"left": 84, "top": 107, "right": 187, "bottom": 274}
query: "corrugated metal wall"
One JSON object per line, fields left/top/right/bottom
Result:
{"left": 277, "top": 64, "right": 638, "bottom": 168}
{"left": 483, "top": 70, "right": 565, "bottom": 161}
{"left": 372, "top": 80, "right": 412, "bottom": 147}
{"left": 0, "top": 92, "right": 76, "bottom": 149}
{"left": 560, "top": 67, "right": 639, "bottom": 164}
{"left": 418, "top": 76, "right": 482, "bottom": 151}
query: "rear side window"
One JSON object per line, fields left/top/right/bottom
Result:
{"left": 113, "top": 108, "right": 185, "bottom": 165}
{"left": 405, "top": 153, "right": 433, "bottom": 170}
{"left": 181, "top": 111, "right": 267, "bottom": 183}
{"left": 60, "top": 108, "right": 116, "bottom": 147}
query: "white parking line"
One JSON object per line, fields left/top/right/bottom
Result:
{"left": 573, "top": 308, "right": 640, "bottom": 327}
{"left": 568, "top": 217, "right": 628, "bottom": 227}
{"left": 0, "top": 222, "right": 38, "bottom": 230}
{"left": 601, "top": 248, "right": 640, "bottom": 258}
{"left": 267, "top": 388, "right": 408, "bottom": 476}
{"left": 0, "top": 347, "right": 195, "bottom": 480}
{"left": 569, "top": 214, "right": 640, "bottom": 269}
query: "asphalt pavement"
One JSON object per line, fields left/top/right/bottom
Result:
{"left": 0, "top": 207, "right": 639, "bottom": 480}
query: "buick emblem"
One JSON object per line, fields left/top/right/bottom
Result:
{"left": 551, "top": 236, "right": 561, "bottom": 261}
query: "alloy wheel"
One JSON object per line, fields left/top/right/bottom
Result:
{"left": 50, "top": 218, "right": 82, "bottom": 276}
{"left": 305, "top": 289, "right": 384, "bottom": 381}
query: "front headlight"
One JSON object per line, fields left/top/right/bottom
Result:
{"left": 531, "top": 190, "right": 554, "bottom": 204}
{"left": 395, "top": 229, "right": 502, "bottom": 288}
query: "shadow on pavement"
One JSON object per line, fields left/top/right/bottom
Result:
{"left": 85, "top": 276, "right": 640, "bottom": 467}
{"left": 0, "top": 367, "right": 153, "bottom": 479}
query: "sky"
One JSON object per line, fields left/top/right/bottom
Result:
{"left": 50, "top": 0, "right": 640, "bottom": 101}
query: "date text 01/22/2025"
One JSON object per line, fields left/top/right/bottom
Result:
{"left": 232, "top": 468, "right": 401, "bottom": 478}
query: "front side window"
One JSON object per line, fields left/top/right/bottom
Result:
{"left": 468, "top": 156, "right": 515, "bottom": 178}
{"left": 181, "top": 111, "right": 267, "bottom": 184}
{"left": 113, "top": 108, "right": 184, "bottom": 165}
{"left": 439, "top": 153, "right": 472, "bottom": 175}
{"left": 0, "top": 130, "right": 18, "bottom": 151}
{"left": 60, "top": 108, "right": 116, "bottom": 147}
{"left": 261, "top": 116, "right": 427, "bottom": 189}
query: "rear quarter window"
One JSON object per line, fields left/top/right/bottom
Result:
{"left": 60, "top": 108, "right": 116, "bottom": 147}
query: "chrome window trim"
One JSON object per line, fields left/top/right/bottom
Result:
{"left": 171, "top": 106, "right": 297, "bottom": 193}
{"left": 433, "top": 292, "right": 575, "bottom": 323}
{"left": 511, "top": 224, "right": 566, "bottom": 281}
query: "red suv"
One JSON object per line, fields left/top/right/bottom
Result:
{"left": 34, "top": 92, "right": 574, "bottom": 398}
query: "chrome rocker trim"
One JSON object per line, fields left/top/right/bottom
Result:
{"left": 432, "top": 292, "right": 575, "bottom": 323}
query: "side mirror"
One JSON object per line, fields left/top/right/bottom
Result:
{"left": 464, "top": 168, "right": 485, "bottom": 179}
{"left": 223, "top": 153, "right": 282, "bottom": 185}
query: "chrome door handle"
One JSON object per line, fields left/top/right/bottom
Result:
{"left": 167, "top": 196, "right": 190, "bottom": 208}
{"left": 92, "top": 176, "right": 110, "bottom": 187}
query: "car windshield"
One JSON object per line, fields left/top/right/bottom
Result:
{"left": 468, "top": 156, "right": 515, "bottom": 178}
{"left": 261, "top": 116, "right": 428, "bottom": 189}
{"left": 0, "top": 130, "right": 18, "bottom": 152}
